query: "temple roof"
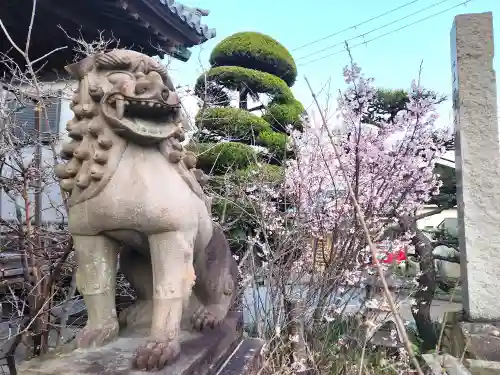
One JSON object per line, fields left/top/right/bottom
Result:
{"left": 0, "top": 0, "right": 217, "bottom": 78}
{"left": 161, "top": 0, "right": 216, "bottom": 42}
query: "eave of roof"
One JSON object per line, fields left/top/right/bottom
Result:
{"left": 157, "top": 0, "right": 216, "bottom": 43}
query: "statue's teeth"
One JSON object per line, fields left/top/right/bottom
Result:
{"left": 116, "top": 97, "right": 124, "bottom": 119}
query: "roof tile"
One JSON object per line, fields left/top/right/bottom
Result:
{"left": 159, "top": 0, "right": 216, "bottom": 42}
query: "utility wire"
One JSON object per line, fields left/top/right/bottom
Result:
{"left": 292, "top": 0, "right": 424, "bottom": 51}
{"left": 297, "top": 0, "right": 456, "bottom": 61}
{"left": 299, "top": 0, "right": 473, "bottom": 67}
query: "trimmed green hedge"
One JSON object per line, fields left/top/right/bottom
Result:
{"left": 188, "top": 141, "right": 256, "bottom": 174}
{"left": 257, "top": 129, "right": 288, "bottom": 158}
{"left": 196, "top": 107, "right": 270, "bottom": 143}
{"left": 195, "top": 66, "right": 294, "bottom": 103}
{"left": 263, "top": 99, "right": 305, "bottom": 132}
{"left": 210, "top": 32, "right": 297, "bottom": 87}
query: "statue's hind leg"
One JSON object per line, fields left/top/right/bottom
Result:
{"left": 73, "top": 235, "right": 120, "bottom": 348}
{"left": 132, "top": 230, "right": 196, "bottom": 371}
{"left": 191, "top": 224, "right": 238, "bottom": 331}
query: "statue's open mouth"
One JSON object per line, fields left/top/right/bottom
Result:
{"left": 101, "top": 93, "right": 181, "bottom": 142}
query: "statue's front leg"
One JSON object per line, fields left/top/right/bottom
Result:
{"left": 73, "top": 235, "right": 120, "bottom": 348}
{"left": 132, "top": 231, "right": 196, "bottom": 371}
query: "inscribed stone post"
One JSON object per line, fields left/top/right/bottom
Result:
{"left": 451, "top": 12, "right": 500, "bottom": 321}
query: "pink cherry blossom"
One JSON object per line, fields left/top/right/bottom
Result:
{"left": 283, "top": 63, "right": 445, "bottom": 270}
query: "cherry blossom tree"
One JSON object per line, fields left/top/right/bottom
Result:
{"left": 284, "top": 62, "right": 448, "bottom": 346}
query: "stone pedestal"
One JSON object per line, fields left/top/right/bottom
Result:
{"left": 459, "top": 322, "right": 500, "bottom": 362}
{"left": 18, "top": 312, "right": 264, "bottom": 375}
{"left": 423, "top": 354, "right": 500, "bottom": 375}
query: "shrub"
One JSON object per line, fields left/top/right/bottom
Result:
{"left": 195, "top": 66, "right": 294, "bottom": 103}
{"left": 257, "top": 129, "right": 288, "bottom": 158}
{"left": 209, "top": 31, "right": 297, "bottom": 86}
{"left": 263, "top": 99, "right": 305, "bottom": 132}
{"left": 188, "top": 141, "right": 256, "bottom": 174}
{"left": 236, "top": 163, "right": 285, "bottom": 184}
{"left": 196, "top": 107, "right": 270, "bottom": 143}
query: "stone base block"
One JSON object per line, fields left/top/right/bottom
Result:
{"left": 460, "top": 322, "right": 500, "bottom": 361}
{"left": 423, "top": 355, "right": 500, "bottom": 375}
{"left": 465, "top": 359, "right": 500, "bottom": 375}
{"left": 422, "top": 354, "right": 471, "bottom": 375}
{"left": 18, "top": 312, "right": 254, "bottom": 375}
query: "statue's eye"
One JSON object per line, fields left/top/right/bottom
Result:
{"left": 106, "top": 72, "right": 134, "bottom": 84}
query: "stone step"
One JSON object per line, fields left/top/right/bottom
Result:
{"left": 216, "top": 338, "right": 265, "bottom": 375}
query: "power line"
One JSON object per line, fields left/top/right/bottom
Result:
{"left": 297, "top": 0, "right": 455, "bottom": 61}
{"left": 299, "top": 0, "right": 473, "bottom": 67}
{"left": 292, "top": 0, "right": 424, "bottom": 52}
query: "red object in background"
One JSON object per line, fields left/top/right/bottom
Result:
{"left": 379, "top": 248, "right": 407, "bottom": 264}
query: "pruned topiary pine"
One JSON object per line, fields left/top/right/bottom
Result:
{"left": 192, "top": 31, "right": 304, "bottom": 172}
{"left": 188, "top": 31, "right": 304, "bottom": 257}
{"left": 209, "top": 32, "right": 297, "bottom": 86}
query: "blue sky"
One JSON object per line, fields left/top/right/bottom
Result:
{"left": 169, "top": 0, "right": 499, "bottom": 128}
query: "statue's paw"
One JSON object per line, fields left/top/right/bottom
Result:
{"left": 191, "top": 305, "right": 226, "bottom": 331}
{"left": 74, "top": 321, "right": 119, "bottom": 348}
{"left": 132, "top": 340, "right": 181, "bottom": 371}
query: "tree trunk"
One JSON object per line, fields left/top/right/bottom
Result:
{"left": 400, "top": 215, "right": 438, "bottom": 351}
{"left": 239, "top": 87, "right": 248, "bottom": 110}
{"left": 284, "top": 298, "right": 307, "bottom": 365}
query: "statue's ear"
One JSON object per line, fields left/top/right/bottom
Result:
{"left": 64, "top": 56, "right": 96, "bottom": 79}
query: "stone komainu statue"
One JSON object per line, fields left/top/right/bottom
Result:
{"left": 55, "top": 49, "right": 238, "bottom": 371}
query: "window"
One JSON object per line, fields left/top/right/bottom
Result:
{"left": 7, "top": 94, "right": 62, "bottom": 144}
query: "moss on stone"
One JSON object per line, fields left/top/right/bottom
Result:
{"left": 209, "top": 32, "right": 297, "bottom": 87}
{"left": 196, "top": 107, "right": 270, "bottom": 143}
{"left": 195, "top": 66, "right": 294, "bottom": 103}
